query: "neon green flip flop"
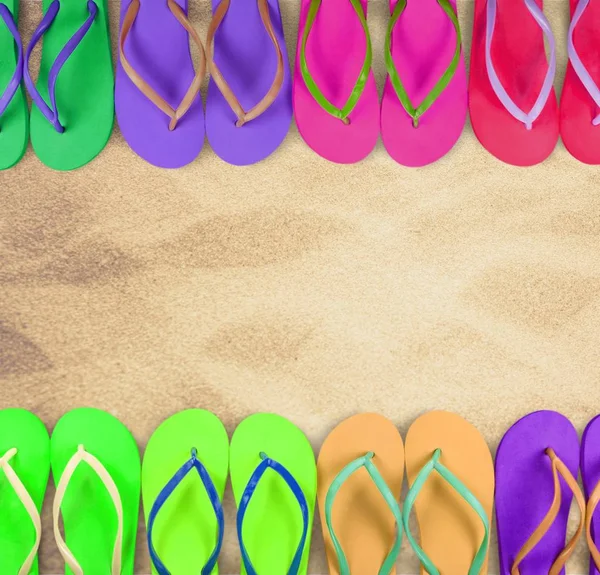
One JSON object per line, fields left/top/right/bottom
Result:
{"left": 0, "top": 0, "right": 28, "bottom": 170}
{"left": 142, "top": 409, "right": 229, "bottom": 575}
{"left": 24, "top": 0, "right": 113, "bottom": 170}
{"left": 50, "top": 408, "right": 141, "bottom": 575}
{"left": 230, "top": 413, "right": 317, "bottom": 575}
{"left": 0, "top": 409, "right": 50, "bottom": 575}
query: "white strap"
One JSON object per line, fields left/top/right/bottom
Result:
{"left": 0, "top": 448, "right": 42, "bottom": 575}
{"left": 53, "top": 445, "right": 124, "bottom": 575}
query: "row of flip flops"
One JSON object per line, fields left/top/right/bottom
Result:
{"left": 1, "top": 407, "right": 599, "bottom": 573}
{"left": 1, "top": 0, "right": 598, "bottom": 171}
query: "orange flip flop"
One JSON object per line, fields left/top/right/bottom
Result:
{"left": 317, "top": 413, "right": 404, "bottom": 575}
{"left": 403, "top": 411, "right": 494, "bottom": 575}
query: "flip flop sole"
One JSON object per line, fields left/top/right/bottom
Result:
{"left": 469, "top": 0, "right": 558, "bottom": 166}
{"left": 317, "top": 413, "right": 404, "bottom": 575}
{"left": 230, "top": 413, "right": 316, "bottom": 575}
{"left": 30, "top": 0, "right": 113, "bottom": 170}
{"left": 381, "top": 0, "right": 466, "bottom": 167}
{"left": 293, "top": 0, "right": 379, "bottom": 164}
{"left": 205, "top": 0, "right": 292, "bottom": 166}
{"left": 0, "top": 409, "right": 50, "bottom": 574}
{"left": 495, "top": 410, "right": 579, "bottom": 575}
{"left": 405, "top": 410, "right": 494, "bottom": 574}
{"left": 581, "top": 414, "right": 600, "bottom": 575}
{"left": 51, "top": 408, "right": 141, "bottom": 575}
{"left": 115, "top": 0, "right": 204, "bottom": 168}
{"left": 142, "top": 409, "right": 229, "bottom": 575}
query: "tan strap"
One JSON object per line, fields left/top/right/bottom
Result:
{"left": 586, "top": 480, "right": 600, "bottom": 571}
{"left": 511, "top": 448, "right": 585, "bottom": 575}
{"left": 53, "top": 445, "right": 124, "bottom": 575}
{"left": 0, "top": 448, "right": 42, "bottom": 575}
{"left": 119, "top": 0, "right": 206, "bottom": 131}
{"left": 206, "top": 0, "right": 284, "bottom": 127}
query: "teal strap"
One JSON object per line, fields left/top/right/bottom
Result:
{"left": 325, "top": 452, "right": 402, "bottom": 575}
{"left": 300, "top": 0, "right": 372, "bottom": 123}
{"left": 384, "top": 0, "right": 462, "bottom": 127}
{"left": 402, "top": 449, "right": 489, "bottom": 575}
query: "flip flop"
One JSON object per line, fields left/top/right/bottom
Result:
{"left": 24, "top": 0, "right": 113, "bottom": 170}
{"left": 205, "top": 0, "right": 292, "bottom": 166}
{"left": 317, "top": 413, "right": 404, "bottom": 575}
{"left": 51, "top": 408, "right": 141, "bottom": 575}
{"left": 403, "top": 411, "right": 494, "bottom": 575}
{"left": 470, "top": 0, "right": 559, "bottom": 166}
{"left": 142, "top": 410, "right": 229, "bottom": 575}
{"left": 230, "top": 413, "right": 316, "bottom": 574}
{"left": 293, "top": 0, "right": 379, "bottom": 164}
{"left": 581, "top": 414, "right": 600, "bottom": 575}
{"left": 0, "top": 409, "right": 50, "bottom": 575}
{"left": 116, "top": 0, "right": 206, "bottom": 168}
{"left": 0, "top": 0, "right": 28, "bottom": 170}
{"left": 495, "top": 411, "right": 585, "bottom": 575}
{"left": 381, "top": 0, "right": 466, "bottom": 167}
{"left": 560, "top": 0, "right": 600, "bottom": 164}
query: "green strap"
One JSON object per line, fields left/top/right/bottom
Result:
{"left": 384, "top": 0, "right": 462, "bottom": 128}
{"left": 325, "top": 452, "right": 402, "bottom": 575}
{"left": 402, "top": 449, "right": 489, "bottom": 575}
{"left": 300, "top": 0, "right": 372, "bottom": 123}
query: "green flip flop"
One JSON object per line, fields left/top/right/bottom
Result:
{"left": 142, "top": 410, "right": 229, "bottom": 575}
{"left": 0, "top": 409, "right": 50, "bottom": 575}
{"left": 0, "top": 0, "right": 28, "bottom": 170}
{"left": 24, "top": 0, "right": 113, "bottom": 170}
{"left": 50, "top": 408, "right": 140, "bottom": 575}
{"left": 230, "top": 413, "right": 317, "bottom": 575}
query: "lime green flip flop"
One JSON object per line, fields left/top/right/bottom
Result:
{"left": 0, "top": 409, "right": 50, "bottom": 575}
{"left": 0, "top": 0, "right": 28, "bottom": 170}
{"left": 230, "top": 413, "right": 317, "bottom": 575}
{"left": 50, "top": 408, "right": 140, "bottom": 575}
{"left": 142, "top": 410, "right": 229, "bottom": 575}
{"left": 23, "top": 0, "right": 113, "bottom": 170}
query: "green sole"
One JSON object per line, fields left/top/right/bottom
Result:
{"left": 29, "top": 0, "right": 113, "bottom": 170}
{"left": 50, "top": 408, "right": 140, "bottom": 575}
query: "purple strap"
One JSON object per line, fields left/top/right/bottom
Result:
{"left": 0, "top": 3, "right": 24, "bottom": 127}
{"left": 23, "top": 0, "right": 97, "bottom": 133}
{"left": 567, "top": 0, "right": 600, "bottom": 126}
{"left": 486, "top": 0, "right": 556, "bottom": 130}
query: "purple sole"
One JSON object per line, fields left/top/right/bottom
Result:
{"left": 582, "top": 414, "right": 600, "bottom": 575}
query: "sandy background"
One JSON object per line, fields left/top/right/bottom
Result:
{"left": 2, "top": 0, "right": 600, "bottom": 572}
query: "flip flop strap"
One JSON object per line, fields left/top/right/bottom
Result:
{"left": 485, "top": 0, "right": 556, "bottom": 130}
{"left": 586, "top": 479, "right": 600, "bottom": 571}
{"left": 237, "top": 453, "right": 309, "bottom": 575}
{"left": 0, "top": 4, "right": 24, "bottom": 124}
{"left": 206, "top": 0, "right": 284, "bottom": 127}
{"left": 324, "top": 452, "right": 402, "bottom": 575}
{"left": 23, "top": 0, "right": 98, "bottom": 133}
{"left": 402, "top": 448, "right": 489, "bottom": 575}
{"left": 119, "top": 0, "right": 206, "bottom": 131}
{"left": 510, "top": 448, "right": 585, "bottom": 575}
{"left": 567, "top": 0, "right": 600, "bottom": 126}
{"left": 147, "top": 448, "right": 224, "bottom": 575}
{"left": 384, "top": 0, "right": 462, "bottom": 128}
{"left": 299, "top": 0, "right": 372, "bottom": 123}
{"left": 53, "top": 444, "right": 124, "bottom": 575}
{"left": 0, "top": 448, "right": 42, "bottom": 575}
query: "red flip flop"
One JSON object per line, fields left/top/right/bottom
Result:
{"left": 469, "top": 0, "right": 559, "bottom": 166}
{"left": 560, "top": 0, "right": 600, "bottom": 164}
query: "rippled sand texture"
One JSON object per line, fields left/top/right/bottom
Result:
{"left": 2, "top": 0, "right": 599, "bottom": 572}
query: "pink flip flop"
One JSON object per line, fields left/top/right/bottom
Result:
{"left": 381, "top": 0, "right": 466, "bottom": 167}
{"left": 293, "top": 0, "right": 379, "bottom": 164}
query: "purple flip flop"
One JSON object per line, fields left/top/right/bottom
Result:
{"left": 205, "top": 0, "right": 292, "bottom": 166}
{"left": 582, "top": 415, "right": 600, "bottom": 575}
{"left": 115, "top": 0, "right": 206, "bottom": 168}
{"left": 496, "top": 411, "right": 584, "bottom": 575}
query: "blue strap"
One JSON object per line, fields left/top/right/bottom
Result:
{"left": 0, "top": 3, "right": 24, "bottom": 127}
{"left": 147, "top": 448, "right": 225, "bottom": 575}
{"left": 237, "top": 452, "right": 309, "bottom": 575}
